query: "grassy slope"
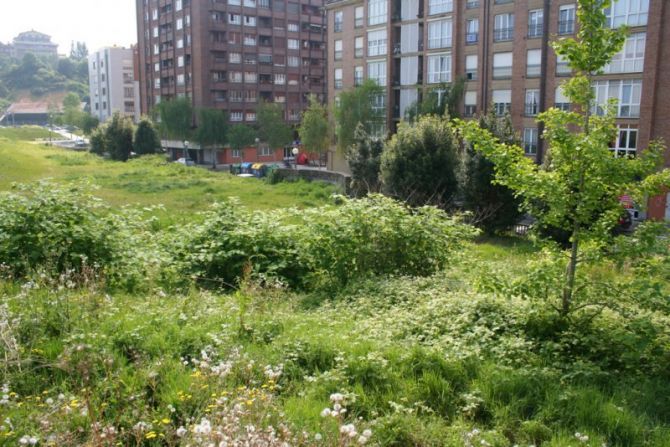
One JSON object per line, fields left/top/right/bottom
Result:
{"left": 0, "top": 127, "right": 337, "bottom": 224}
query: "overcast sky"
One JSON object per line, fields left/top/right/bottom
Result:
{"left": 0, "top": 0, "right": 137, "bottom": 55}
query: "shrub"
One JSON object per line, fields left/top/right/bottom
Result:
{"left": 0, "top": 182, "right": 145, "bottom": 289}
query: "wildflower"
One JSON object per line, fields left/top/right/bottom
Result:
{"left": 358, "top": 436, "right": 368, "bottom": 445}
{"left": 176, "top": 427, "right": 187, "bottom": 437}
{"left": 362, "top": 429, "right": 372, "bottom": 438}
{"left": 145, "top": 431, "right": 157, "bottom": 439}
{"left": 320, "top": 408, "right": 331, "bottom": 418}
{"left": 45, "top": 398, "right": 54, "bottom": 405}
{"left": 315, "top": 433, "right": 322, "bottom": 441}
{"left": 330, "top": 393, "right": 344, "bottom": 403}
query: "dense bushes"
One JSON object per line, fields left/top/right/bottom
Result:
{"left": 0, "top": 182, "right": 147, "bottom": 289}
{"left": 167, "top": 195, "right": 477, "bottom": 291}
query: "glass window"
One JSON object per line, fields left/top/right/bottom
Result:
{"left": 368, "top": 0, "right": 387, "bottom": 26}
{"left": 428, "top": 19, "right": 452, "bottom": 49}
{"left": 526, "top": 49, "right": 541, "bottom": 77}
{"left": 367, "top": 59, "right": 387, "bottom": 86}
{"left": 493, "top": 52, "right": 513, "bottom": 79}
{"left": 428, "top": 0, "right": 453, "bottom": 15}
{"left": 558, "top": 4, "right": 576, "bottom": 34}
{"left": 428, "top": 53, "right": 452, "bottom": 84}
{"left": 523, "top": 128, "right": 538, "bottom": 155}
{"left": 605, "top": 32, "right": 645, "bottom": 73}
{"left": 605, "top": 0, "right": 649, "bottom": 27}
{"left": 367, "top": 29, "right": 388, "bottom": 57}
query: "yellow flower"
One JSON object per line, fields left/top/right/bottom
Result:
{"left": 145, "top": 431, "right": 157, "bottom": 439}
{"left": 161, "top": 418, "right": 171, "bottom": 425}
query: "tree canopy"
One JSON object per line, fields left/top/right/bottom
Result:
{"left": 256, "top": 102, "right": 293, "bottom": 149}
{"left": 156, "top": 98, "right": 193, "bottom": 142}
{"left": 334, "top": 80, "right": 385, "bottom": 152}
{"left": 298, "top": 95, "right": 330, "bottom": 155}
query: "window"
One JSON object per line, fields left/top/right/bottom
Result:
{"left": 244, "top": 34, "right": 256, "bottom": 46}
{"left": 175, "top": 0, "right": 182, "bottom": 11}
{"left": 334, "top": 11, "right": 343, "bottom": 32}
{"left": 558, "top": 4, "right": 576, "bottom": 34}
{"left": 177, "top": 74, "right": 185, "bottom": 86}
{"left": 593, "top": 79, "right": 642, "bottom": 117}
{"left": 428, "top": 0, "right": 453, "bottom": 15}
{"left": 605, "top": 32, "right": 645, "bottom": 73}
{"left": 494, "top": 13, "right": 514, "bottom": 41}
{"left": 244, "top": 71, "right": 257, "bottom": 83}
{"left": 554, "top": 85, "right": 571, "bottom": 111}
{"left": 177, "top": 38, "right": 184, "bottom": 49}
{"left": 604, "top": 0, "right": 648, "bottom": 27}
{"left": 260, "top": 146, "right": 272, "bottom": 156}
{"left": 464, "top": 91, "right": 477, "bottom": 117}
{"left": 355, "top": 6, "right": 364, "bottom": 28}
{"left": 178, "top": 55, "right": 185, "bottom": 67}
{"left": 466, "top": 19, "right": 479, "bottom": 44}
{"left": 334, "top": 68, "right": 343, "bottom": 89}
{"left": 232, "top": 149, "right": 241, "bottom": 158}
{"left": 274, "top": 73, "right": 286, "bottom": 85}
{"left": 229, "top": 14, "right": 241, "bottom": 25}
{"left": 334, "top": 40, "right": 343, "bottom": 60}
{"left": 354, "top": 66, "right": 364, "bottom": 86}
{"left": 525, "top": 89, "right": 540, "bottom": 116}
{"left": 611, "top": 125, "right": 638, "bottom": 157}
{"left": 287, "top": 22, "right": 299, "bottom": 32}
{"left": 153, "top": 26, "right": 158, "bottom": 38}
{"left": 526, "top": 49, "right": 541, "bottom": 77}
{"left": 493, "top": 52, "right": 513, "bottom": 79}
{"left": 288, "top": 39, "right": 299, "bottom": 50}
{"left": 153, "top": 44, "right": 159, "bottom": 55}
{"left": 355, "top": 36, "right": 364, "bottom": 58}
{"left": 230, "top": 111, "right": 243, "bottom": 122}
{"left": 367, "top": 60, "right": 387, "bottom": 86}
{"left": 556, "top": 54, "right": 571, "bottom": 75}
{"left": 229, "top": 71, "right": 243, "bottom": 83}
{"left": 428, "top": 19, "right": 452, "bottom": 49}
{"left": 367, "top": 29, "right": 387, "bottom": 57}
{"left": 465, "top": 54, "right": 478, "bottom": 80}
{"left": 177, "top": 18, "right": 183, "bottom": 30}
{"left": 428, "top": 53, "right": 452, "bottom": 84}
{"left": 244, "top": 16, "right": 256, "bottom": 27}
{"left": 246, "top": 112, "right": 257, "bottom": 122}
{"left": 528, "top": 9, "right": 543, "bottom": 38}
{"left": 229, "top": 52, "right": 241, "bottom": 64}
{"left": 152, "top": 8, "right": 158, "bottom": 20}
{"left": 288, "top": 56, "right": 300, "bottom": 67}
{"left": 368, "top": 0, "right": 387, "bottom": 26}
{"left": 493, "top": 89, "right": 511, "bottom": 115}
{"left": 523, "top": 128, "right": 538, "bottom": 155}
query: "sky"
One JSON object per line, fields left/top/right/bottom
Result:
{"left": 0, "top": 0, "right": 137, "bottom": 55}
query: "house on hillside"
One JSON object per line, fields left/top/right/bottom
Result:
{"left": 0, "top": 100, "right": 61, "bottom": 126}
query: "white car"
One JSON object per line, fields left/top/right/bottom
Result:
{"left": 175, "top": 157, "right": 195, "bottom": 166}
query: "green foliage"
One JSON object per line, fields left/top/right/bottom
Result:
{"left": 345, "top": 124, "right": 384, "bottom": 195}
{"left": 461, "top": 110, "right": 523, "bottom": 234}
{"left": 334, "top": 79, "right": 385, "bottom": 152}
{"left": 299, "top": 95, "right": 330, "bottom": 155}
{"left": 227, "top": 124, "right": 257, "bottom": 151}
{"left": 133, "top": 116, "right": 161, "bottom": 155}
{"left": 104, "top": 112, "right": 135, "bottom": 161}
{"left": 167, "top": 195, "right": 476, "bottom": 291}
{"left": 458, "top": 0, "right": 670, "bottom": 315}
{"left": 381, "top": 115, "right": 459, "bottom": 207}
{"left": 61, "top": 92, "right": 86, "bottom": 128}
{"left": 156, "top": 97, "right": 193, "bottom": 141}
{"left": 405, "top": 78, "right": 465, "bottom": 122}
{"left": 0, "top": 182, "right": 144, "bottom": 288}
{"left": 89, "top": 126, "right": 106, "bottom": 156}
{"left": 196, "top": 108, "right": 228, "bottom": 149}
{"left": 0, "top": 52, "right": 88, "bottom": 98}
{"left": 80, "top": 115, "right": 99, "bottom": 136}
{"left": 256, "top": 101, "right": 293, "bottom": 149}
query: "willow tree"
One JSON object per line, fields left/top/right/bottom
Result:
{"left": 458, "top": 0, "right": 670, "bottom": 316}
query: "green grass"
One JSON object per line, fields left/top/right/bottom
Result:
{"left": 0, "top": 127, "right": 338, "bottom": 224}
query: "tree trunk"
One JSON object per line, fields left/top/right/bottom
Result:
{"left": 563, "top": 222, "right": 580, "bottom": 316}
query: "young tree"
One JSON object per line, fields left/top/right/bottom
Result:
{"left": 458, "top": 0, "right": 670, "bottom": 315}
{"left": 105, "top": 112, "right": 134, "bottom": 161}
{"left": 256, "top": 101, "right": 293, "bottom": 149}
{"left": 196, "top": 108, "right": 229, "bottom": 168}
{"left": 62, "top": 92, "right": 84, "bottom": 128}
{"left": 228, "top": 124, "right": 256, "bottom": 153}
{"left": 156, "top": 97, "right": 193, "bottom": 142}
{"left": 405, "top": 78, "right": 465, "bottom": 122}
{"left": 381, "top": 115, "right": 460, "bottom": 207}
{"left": 80, "top": 115, "right": 100, "bottom": 136}
{"left": 461, "top": 110, "right": 523, "bottom": 234}
{"left": 334, "top": 79, "right": 385, "bottom": 152}
{"left": 298, "top": 95, "right": 330, "bottom": 157}
{"left": 89, "top": 126, "right": 107, "bottom": 156}
{"left": 134, "top": 116, "right": 161, "bottom": 155}
{"left": 346, "top": 124, "right": 384, "bottom": 196}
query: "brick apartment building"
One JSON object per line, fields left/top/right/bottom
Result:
{"left": 325, "top": 0, "right": 670, "bottom": 220}
{"left": 136, "top": 0, "right": 327, "bottom": 165}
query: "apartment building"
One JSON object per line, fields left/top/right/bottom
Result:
{"left": 136, "top": 0, "right": 327, "bottom": 164}
{"left": 326, "top": 0, "right": 670, "bottom": 220}
{"left": 11, "top": 31, "right": 58, "bottom": 59}
{"left": 88, "top": 47, "right": 141, "bottom": 123}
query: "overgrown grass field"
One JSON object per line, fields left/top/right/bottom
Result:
{"left": 0, "top": 127, "right": 669, "bottom": 446}
{"left": 0, "top": 127, "right": 336, "bottom": 224}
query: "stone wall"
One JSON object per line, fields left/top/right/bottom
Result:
{"left": 273, "top": 168, "right": 351, "bottom": 193}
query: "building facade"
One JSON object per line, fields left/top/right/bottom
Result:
{"left": 11, "top": 31, "right": 58, "bottom": 59}
{"left": 326, "top": 0, "right": 670, "bottom": 220}
{"left": 135, "top": 0, "right": 327, "bottom": 164}
{"left": 88, "top": 47, "right": 141, "bottom": 123}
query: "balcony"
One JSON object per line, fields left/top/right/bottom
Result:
{"left": 525, "top": 102, "right": 539, "bottom": 116}
{"left": 528, "top": 24, "right": 543, "bottom": 38}
{"left": 466, "top": 0, "right": 480, "bottom": 8}
{"left": 558, "top": 19, "right": 575, "bottom": 35}
{"left": 493, "top": 28, "right": 513, "bottom": 42}
{"left": 466, "top": 32, "right": 479, "bottom": 44}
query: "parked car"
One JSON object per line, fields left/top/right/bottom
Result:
{"left": 175, "top": 157, "right": 195, "bottom": 166}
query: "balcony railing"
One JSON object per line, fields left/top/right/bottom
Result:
{"left": 466, "top": 32, "right": 479, "bottom": 44}
{"left": 525, "top": 102, "right": 539, "bottom": 116}
{"left": 558, "top": 19, "right": 575, "bottom": 35}
{"left": 528, "top": 24, "right": 543, "bottom": 38}
{"left": 466, "top": 0, "right": 479, "bottom": 8}
{"left": 493, "top": 28, "right": 513, "bottom": 42}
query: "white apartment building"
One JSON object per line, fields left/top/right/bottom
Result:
{"left": 88, "top": 47, "right": 140, "bottom": 123}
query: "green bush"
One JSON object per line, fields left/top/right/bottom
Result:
{"left": 0, "top": 182, "right": 145, "bottom": 289}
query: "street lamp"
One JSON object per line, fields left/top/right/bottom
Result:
{"left": 292, "top": 147, "right": 299, "bottom": 169}
{"left": 183, "top": 140, "right": 189, "bottom": 162}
